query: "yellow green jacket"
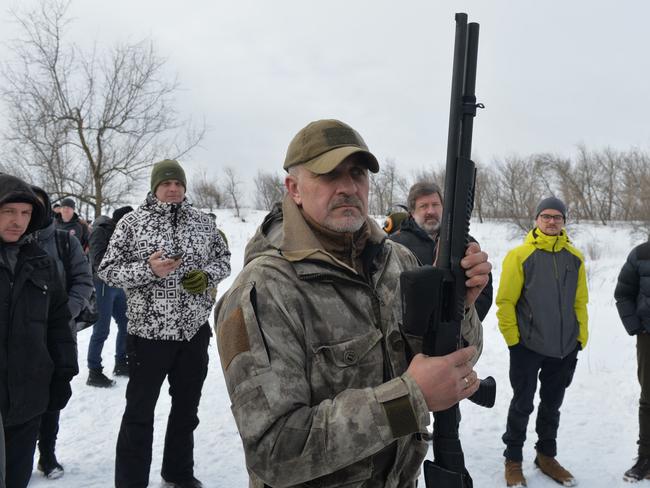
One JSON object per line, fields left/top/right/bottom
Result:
{"left": 496, "top": 228, "right": 589, "bottom": 358}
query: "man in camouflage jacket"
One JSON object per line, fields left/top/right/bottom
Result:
{"left": 99, "top": 159, "right": 231, "bottom": 488}
{"left": 215, "top": 120, "right": 491, "bottom": 488}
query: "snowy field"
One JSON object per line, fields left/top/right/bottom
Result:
{"left": 26, "top": 209, "right": 649, "bottom": 487}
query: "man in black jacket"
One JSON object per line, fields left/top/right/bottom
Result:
{"left": 616, "top": 239, "right": 650, "bottom": 481}
{"left": 55, "top": 198, "right": 90, "bottom": 252}
{"left": 0, "top": 174, "right": 78, "bottom": 488}
{"left": 389, "top": 181, "right": 493, "bottom": 321}
{"left": 87, "top": 206, "right": 133, "bottom": 387}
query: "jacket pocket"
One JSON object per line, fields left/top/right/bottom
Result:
{"left": 310, "top": 329, "right": 384, "bottom": 399}
{"left": 304, "top": 456, "right": 372, "bottom": 487}
{"left": 27, "top": 277, "right": 50, "bottom": 323}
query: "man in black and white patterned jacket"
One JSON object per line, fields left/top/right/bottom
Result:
{"left": 99, "top": 159, "right": 231, "bottom": 488}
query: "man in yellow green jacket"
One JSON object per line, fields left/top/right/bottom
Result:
{"left": 496, "top": 197, "right": 588, "bottom": 487}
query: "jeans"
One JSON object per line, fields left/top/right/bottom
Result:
{"left": 87, "top": 278, "right": 128, "bottom": 370}
{"left": 503, "top": 343, "right": 579, "bottom": 462}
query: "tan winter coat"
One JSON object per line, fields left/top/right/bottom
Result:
{"left": 215, "top": 195, "right": 482, "bottom": 488}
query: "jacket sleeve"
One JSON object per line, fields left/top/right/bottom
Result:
{"left": 65, "top": 236, "right": 94, "bottom": 321}
{"left": 97, "top": 219, "right": 159, "bottom": 288}
{"left": 474, "top": 271, "right": 493, "bottom": 322}
{"left": 215, "top": 274, "right": 430, "bottom": 487}
{"left": 574, "top": 257, "right": 589, "bottom": 348}
{"left": 615, "top": 248, "right": 642, "bottom": 335}
{"left": 88, "top": 225, "right": 110, "bottom": 273}
{"left": 46, "top": 262, "right": 79, "bottom": 381}
{"left": 496, "top": 249, "right": 525, "bottom": 346}
{"left": 203, "top": 224, "right": 231, "bottom": 287}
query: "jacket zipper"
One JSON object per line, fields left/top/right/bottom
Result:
{"left": 552, "top": 236, "right": 565, "bottom": 357}
{"left": 171, "top": 204, "right": 180, "bottom": 253}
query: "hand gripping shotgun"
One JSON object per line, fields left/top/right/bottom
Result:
{"left": 400, "top": 13, "right": 496, "bottom": 488}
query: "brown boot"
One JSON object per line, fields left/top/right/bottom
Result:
{"left": 505, "top": 459, "right": 527, "bottom": 487}
{"left": 534, "top": 452, "right": 576, "bottom": 486}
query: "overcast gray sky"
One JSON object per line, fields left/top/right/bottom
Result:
{"left": 2, "top": 0, "right": 650, "bottom": 190}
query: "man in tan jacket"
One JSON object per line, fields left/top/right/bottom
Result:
{"left": 215, "top": 119, "right": 491, "bottom": 487}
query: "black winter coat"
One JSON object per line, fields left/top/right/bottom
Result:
{"left": 0, "top": 240, "right": 79, "bottom": 426}
{"left": 0, "top": 175, "right": 78, "bottom": 426}
{"left": 615, "top": 241, "right": 650, "bottom": 335}
{"left": 55, "top": 213, "right": 90, "bottom": 250}
{"left": 388, "top": 216, "right": 494, "bottom": 321}
{"left": 88, "top": 215, "right": 115, "bottom": 277}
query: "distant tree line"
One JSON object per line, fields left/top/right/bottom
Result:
{"left": 365, "top": 145, "right": 650, "bottom": 234}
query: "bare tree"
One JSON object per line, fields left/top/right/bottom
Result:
{"left": 369, "top": 158, "right": 407, "bottom": 215}
{"left": 191, "top": 170, "right": 224, "bottom": 211}
{"left": 494, "top": 155, "right": 546, "bottom": 232}
{"left": 223, "top": 167, "right": 243, "bottom": 218}
{"left": 254, "top": 170, "right": 285, "bottom": 210}
{"left": 0, "top": 0, "right": 204, "bottom": 217}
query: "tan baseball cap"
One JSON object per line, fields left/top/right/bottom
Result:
{"left": 283, "top": 119, "right": 379, "bottom": 174}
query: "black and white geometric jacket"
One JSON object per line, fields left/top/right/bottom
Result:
{"left": 98, "top": 193, "right": 231, "bottom": 341}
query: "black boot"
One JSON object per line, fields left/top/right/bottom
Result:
{"left": 162, "top": 476, "right": 204, "bottom": 488}
{"left": 113, "top": 359, "right": 129, "bottom": 377}
{"left": 87, "top": 368, "right": 116, "bottom": 387}
{"left": 624, "top": 456, "right": 650, "bottom": 482}
{"left": 37, "top": 454, "right": 64, "bottom": 479}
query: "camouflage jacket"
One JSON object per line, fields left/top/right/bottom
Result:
{"left": 98, "top": 194, "right": 231, "bottom": 340}
{"left": 215, "top": 195, "right": 482, "bottom": 488}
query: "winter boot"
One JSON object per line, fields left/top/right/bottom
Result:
{"left": 624, "top": 456, "right": 650, "bottom": 482}
{"left": 161, "top": 476, "right": 204, "bottom": 488}
{"left": 535, "top": 451, "right": 576, "bottom": 486}
{"left": 86, "top": 368, "right": 116, "bottom": 387}
{"left": 505, "top": 459, "right": 527, "bottom": 487}
{"left": 113, "top": 359, "right": 129, "bottom": 377}
{"left": 37, "top": 455, "right": 64, "bottom": 479}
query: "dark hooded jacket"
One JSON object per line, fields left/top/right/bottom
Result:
{"left": 389, "top": 216, "right": 494, "bottom": 321}
{"left": 31, "top": 186, "right": 93, "bottom": 327}
{"left": 89, "top": 215, "right": 116, "bottom": 278}
{"left": 0, "top": 175, "right": 78, "bottom": 427}
{"left": 615, "top": 240, "right": 650, "bottom": 334}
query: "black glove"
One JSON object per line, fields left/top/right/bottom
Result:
{"left": 48, "top": 378, "right": 72, "bottom": 411}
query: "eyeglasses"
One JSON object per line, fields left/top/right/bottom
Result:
{"left": 539, "top": 214, "right": 564, "bottom": 223}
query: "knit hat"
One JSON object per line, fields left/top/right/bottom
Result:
{"left": 60, "top": 197, "right": 76, "bottom": 209}
{"left": 284, "top": 119, "right": 379, "bottom": 174}
{"left": 150, "top": 159, "right": 186, "bottom": 193}
{"left": 112, "top": 206, "right": 133, "bottom": 223}
{"left": 535, "top": 196, "right": 567, "bottom": 220}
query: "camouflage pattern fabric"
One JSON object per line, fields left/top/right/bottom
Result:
{"left": 215, "top": 195, "right": 482, "bottom": 487}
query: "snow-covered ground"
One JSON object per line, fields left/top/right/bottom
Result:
{"left": 26, "top": 210, "right": 648, "bottom": 487}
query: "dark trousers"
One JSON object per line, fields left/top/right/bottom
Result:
{"left": 502, "top": 344, "right": 579, "bottom": 462}
{"left": 37, "top": 409, "right": 60, "bottom": 461}
{"left": 88, "top": 278, "right": 128, "bottom": 370}
{"left": 4, "top": 416, "right": 41, "bottom": 488}
{"left": 637, "top": 333, "right": 650, "bottom": 456}
{"left": 114, "top": 324, "right": 210, "bottom": 488}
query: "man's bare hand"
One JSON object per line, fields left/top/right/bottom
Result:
{"left": 406, "top": 346, "right": 480, "bottom": 412}
{"left": 461, "top": 241, "right": 491, "bottom": 307}
{"left": 148, "top": 250, "right": 182, "bottom": 278}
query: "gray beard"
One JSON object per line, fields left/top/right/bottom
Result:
{"left": 419, "top": 220, "right": 440, "bottom": 237}
{"left": 323, "top": 212, "right": 365, "bottom": 233}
